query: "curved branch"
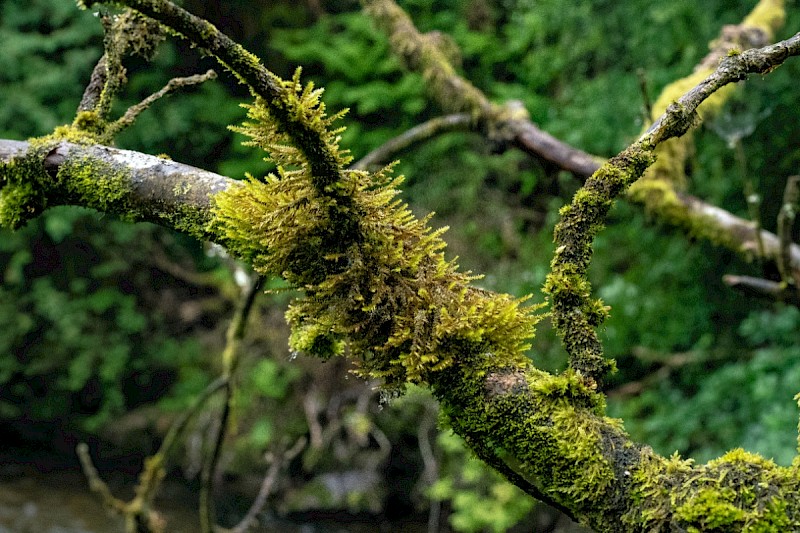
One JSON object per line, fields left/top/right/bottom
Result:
{"left": 351, "top": 113, "right": 473, "bottom": 170}
{"left": 546, "top": 31, "right": 800, "bottom": 383}
{"left": 362, "top": 0, "right": 799, "bottom": 278}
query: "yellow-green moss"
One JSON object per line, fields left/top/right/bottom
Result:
{"left": 625, "top": 448, "right": 800, "bottom": 531}
{"left": 431, "top": 360, "right": 629, "bottom": 531}
{"left": 743, "top": 0, "right": 785, "bottom": 38}
{"left": 56, "top": 153, "right": 132, "bottom": 212}
{"left": 0, "top": 139, "right": 58, "bottom": 229}
{"left": 544, "top": 143, "right": 655, "bottom": 383}
{"left": 0, "top": 132, "right": 136, "bottom": 231}
{"left": 212, "top": 162, "right": 541, "bottom": 386}
{"left": 209, "top": 68, "right": 541, "bottom": 387}
{"left": 362, "top": 0, "right": 491, "bottom": 118}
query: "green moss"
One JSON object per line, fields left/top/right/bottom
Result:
{"left": 677, "top": 488, "right": 748, "bottom": 530}
{"left": 0, "top": 132, "right": 136, "bottom": 231}
{"left": 205, "top": 63, "right": 544, "bottom": 387}
{"left": 0, "top": 140, "right": 57, "bottom": 230}
{"left": 56, "top": 153, "right": 132, "bottom": 213}
{"left": 71, "top": 111, "right": 109, "bottom": 139}
{"left": 625, "top": 448, "right": 800, "bottom": 531}
{"left": 212, "top": 162, "right": 541, "bottom": 386}
{"left": 544, "top": 143, "right": 656, "bottom": 383}
{"left": 742, "top": 0, "right": 786, "bottom": 37}
{"left": 430, "top": 360, "right": 627, "bottom": 531}
{"left": 0, "top": 181, "right": 41, "bottom": 229}
{"left": 363, "top": 0, "right": 491, "bottom": 118}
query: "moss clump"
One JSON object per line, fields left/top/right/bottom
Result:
{"left": 362, "top": 0, "right": 491, "bottom": 118}
{"left": 0, "top": 140, "right": 58, "bottom": 230}
{"left": 212, "top": 70, "right": 541, "bottom": 387}
{"left": 743, "top": 0, "right": 786, "bottom": 37}
{"left": 626, "top": 448, "right": 800, "bottom": 531}
{"left": 431, "top": 357, "right": 626, "bottom": 531}
{"left": 214, "top": 162, "right": 540, "bottom": 387}
{"left": 56, "top": 153, "right": 132, "bottom": 213}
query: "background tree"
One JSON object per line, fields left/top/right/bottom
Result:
{"left": 2, "top": 1, "right": 800, "bottom": 532}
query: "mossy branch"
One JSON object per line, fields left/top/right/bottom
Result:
{"left": 361, "top": 0, "right": 491, "bottom": 118}
{"left": 81, "top": 0, "right": 348, "bottom": 191}
{"left": 0, "top": 140, "right": 227, "bottom": 234}
{"left": 363, "top": 0, "right": 800, "bottom": 275}
{"left": 546, "top": 30, "right": 800, "bottom": 385}
{"left": 6, "top": 2, "right": 800, "bottom": 530}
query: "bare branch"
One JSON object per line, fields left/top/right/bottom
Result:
{"left": 226, "top": 438, "right": 306, "bottom": 533}
{"left": 106, "top": 69, "right": 217, "bottom": 138}
{"left": 723, "top": 274, "right": 800, "bottom": 307}
{"left": 352, "top": 113, "right": 472, "bottom": 171}
{"left": 201, "top": 274, "right": 264, "bottom": 533}
{"left": 778, "top": 176, "right": 800, "bottom": 286}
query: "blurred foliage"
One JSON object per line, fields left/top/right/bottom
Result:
{"left": 0, "top": 0, "right": 101, "bottom": 139}
{"left": 0, "top": 207, "right": 218, "bottom": 432}
{"left": 2, "top": 0, "right": 800, "bottom": 531}
{"left": 428, "top": 431, "right": 536, "bottom": 533}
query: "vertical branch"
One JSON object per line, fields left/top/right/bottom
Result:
{"left": 778, "top": 176, "right": 800, "bottom": 287}
{"left": 546, "top": 33, "right": 800, "bottom": 386}
{"left": 636, "top": 69, "right": 653, "bottom": 127}
{"left": 735, "top": 138, "right": 767, "bottom": 266}
{"left": 200, "top": 274, "right": 264, "bottom": 533}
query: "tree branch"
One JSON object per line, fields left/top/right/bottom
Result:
{"left": 5, "top": 2, "right": 800, "bottom": 530}
{"left": 362, "top": 0, "right": 799, "bottom": 278}
{"left": 0, "top": 139, "right": 230, "bottom": 235}
{"left": 546, "top": 30, "right": 800, "bottom": 384}
{"left": 351, "top": 113, "right": 472, "bottom": 170}
{"left": 82, "top": 0, "right": 346, "bottom": 189}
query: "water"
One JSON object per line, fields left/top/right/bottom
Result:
{"left": 0, "top": 468, "right": 195, "bottom": 533}
{"left": 0, "top": 467, "right": 428, "bottom": 533}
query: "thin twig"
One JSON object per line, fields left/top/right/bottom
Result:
{"left": 777, "top": 176, "right": 800, "bottom": 287}
{"left": 734, "top": 137, "right": 766, "bottom": 267}
{"left": 351, "top": 113, "right": 472, "bottom": 170}
{"left": 637, "top": 68, "right": 653, "bottom": 125}
{"left": 79, "top": 54, "right": 110, "bottom": 113}
{"left": 105, "top": 70, "right": 217, "bottom": 139}
{"left": 416, "top": 405, "right": 440, "bottom": 533}
{"left": 85, "top": 0, "right": 346, "bottom": 186}
{"left": 200, "top": 384, "right": 230, "bottom": 533}
{"left": 77, "top": 376, "right": 229, "bottom": 533}
{"left": 723, "top": 274, "right": 800, "bottom": 307}
{"left": 201, "top": 274, "right": 264, "bottom": 533}
{"left": 226, "top": 437, "right": 306, "bottom": 533}
{"left": 76, "top": 443, "right": 128, "bottom": 515}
